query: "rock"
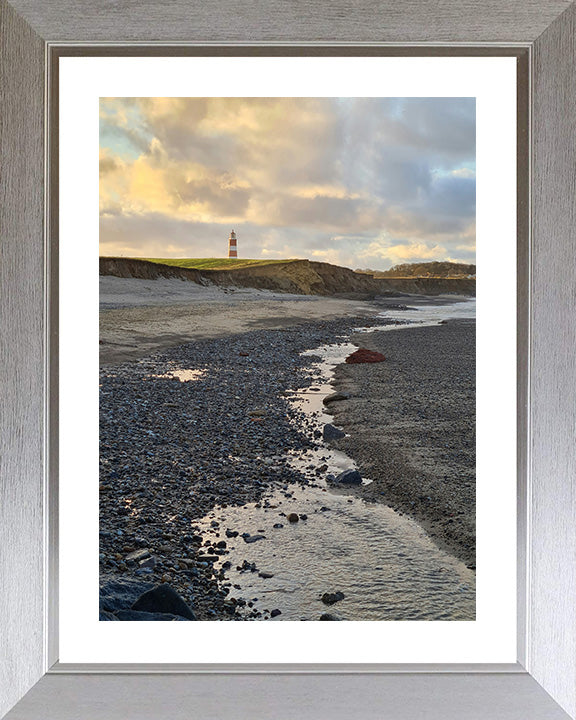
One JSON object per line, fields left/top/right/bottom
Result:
{"left": 138, "top": 556, "right": 156, "bottom": 570}
{"left": 243, "top": 534, "right": 266, "bottom": 544}
{"left": 215, "top": 540, "right": 227, "bottom": 549}
{"left": 177, "top": 558, "right": 196, "bottom": 570}
{"left": 321, "top": 591, "right": 345, "bottom": 606}
{"left": 131, "top": 584, "right": 196, "bottom": 620}
{"left": 323, "top": 424, "right": 346, "bottom": 441}
{"left": 287, "top": 513, "right": 299, "bottom": 523}
{"left": 299, "top": 514, "right": 308, "bottom": 521}
{"left": 323, "top": 392, "right": 349, "bottom": 406}
{"left": 99, "top": 610, "right": 119, "bottom": 621}
{"left": 273, "top": 523, "right": 284, "bottom": 529}
{"left": 100, "top": 576, "right": 154, "bottom": 613}
{"left": 199, "top": 554, "right": 220, "bottom": 563}
{"left": 335, "top": 469, "right": 362, "bottom": 485}
{"left": 115, "top": 610, "right": 188, "bottom": 621}
{"left": 345, "top": 348, "right": 386, "bottom": 364}
{"left": 320, "top": 613, "right": 342, "bottom": 621}
{"left": 258, "top": 571, "right": 274, "bottom": 579}
{"left": 240, "top": 560, "right": 257, "bottom": 572}
{"left": 270, "top": 609, "right": 282, "bottom": 618}
{"left": 248, "top": 408, "right": 267, "bottom": 417}
{"left": 225, "top": 529, "right": 239, "bottom": 538}
{"left": 125, "top": 549, "right": 151, "bottom": 563}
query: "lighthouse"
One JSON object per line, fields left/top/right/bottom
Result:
{"left": 228, "top": 229, "right": 238, "bottom": 258}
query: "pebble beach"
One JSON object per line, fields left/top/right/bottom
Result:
{"left": 99, "top": 279, "right": 476, "bottom": 621}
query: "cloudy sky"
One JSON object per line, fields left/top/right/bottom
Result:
{"left": 99, "top": 97, "right": 475, "bottom": 270}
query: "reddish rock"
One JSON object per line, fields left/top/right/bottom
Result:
{"left": 345, "top": 348, "right": 386, "bottom": 364}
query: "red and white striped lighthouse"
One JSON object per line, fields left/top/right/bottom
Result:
{"left": 228, "top": 229, "right": 238, "bottom": 258}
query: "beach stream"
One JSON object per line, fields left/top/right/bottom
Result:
{"left": 196, "top": 299, "right": 476, "bottom": 620}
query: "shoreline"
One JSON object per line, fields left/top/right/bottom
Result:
{"left": 99, "top": 282, "right": 475, "bottom": 619}
{"left": 328, "top": 320, "right": 475, "bottom": 568}
{"left": 99, "top": 275, "right": 470, "bottom": 365}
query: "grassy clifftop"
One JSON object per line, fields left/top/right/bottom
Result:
{"left": 142, "top": 257, "right": 298, "bottom": 271}
{"left": 100, "top": 257, "right": 475, "bottom": 297}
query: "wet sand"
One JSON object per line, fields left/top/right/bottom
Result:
{"left": 328, "top": 320, "right": 476, "bottom": 568}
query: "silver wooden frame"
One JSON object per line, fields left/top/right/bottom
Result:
{"left": 1, "top": 2, "right": 575, "bottom": 718}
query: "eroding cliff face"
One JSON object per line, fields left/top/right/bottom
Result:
{"left": 99, "top": 257, "right": 475, "bottom": 297}
{"left": 99, "top": 257, "right": 205, "bottom": 282}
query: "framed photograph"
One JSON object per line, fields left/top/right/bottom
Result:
{"left": 64, "top": 56, "right": 510, "bottom": 661}
{"left": 1, "top": 2, "right": 575, "bottom": 719}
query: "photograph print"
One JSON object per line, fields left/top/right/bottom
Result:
{"left": 99, "top": 97, "right": 476, "bottom": 622}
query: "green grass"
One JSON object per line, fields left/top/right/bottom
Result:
{"left": 139, "top": 257, "right": 298, "bottom": 271}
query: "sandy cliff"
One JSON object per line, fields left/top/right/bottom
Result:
{"left": 100, "top": 257, "right": 475, "bottom": 297}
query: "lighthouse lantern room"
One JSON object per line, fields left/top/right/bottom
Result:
{"left": 228, "top": 230, "right": 238, "bottom": 258}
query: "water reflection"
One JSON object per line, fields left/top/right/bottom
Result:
{"left": 152, "top": 368, "right": 207, "bottom": 382}
{"left": 198, "top": 484, "right": 475, "bottom": 621}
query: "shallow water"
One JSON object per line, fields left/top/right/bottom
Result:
{"left": 153, "top": 367, "right": 207, "bottom": 382}
{"left": 362, "top": 297, "right": 476, "bottom": 333}
{"left": 285, "top": 341, "right": 364, "bottom": 480}
{"left": 198, "top": 484, "right": 475, "bottom": 621}
{"left": 194, "top": 299, "right": 476, "bottom": 621}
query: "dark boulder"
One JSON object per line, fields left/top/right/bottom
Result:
{"left": 131, "top": 584, "right": 196, "bottom": 620}
{"left": 116, "top": 609, "right": 188, "bottom": 621}
{"left": 335, "top": 469, "right": 362, "bottom": 485}
{"left": 321, "top": 591, "right": 345, "bottom": 606}
{"left": 99, "top": 576, "right": 154, "bottom": 613}
{"left": 323, "top": 424, "right": 346, "bottom": 441}
{"left": 243, "top": 534, "right": 266, "bottom": 544}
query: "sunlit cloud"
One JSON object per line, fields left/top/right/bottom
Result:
{"left": 100, "top": 97, "right": 475, "bottom": 269}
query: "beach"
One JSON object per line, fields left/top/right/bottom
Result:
{"left": 100, "top": 276, "right": 377, "bottom": 365}
{"left": 99, "top": 277, "right": 475, "bottom": 621}
{"left": 329, "top": 320, "right": 475, "bottom": 568}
